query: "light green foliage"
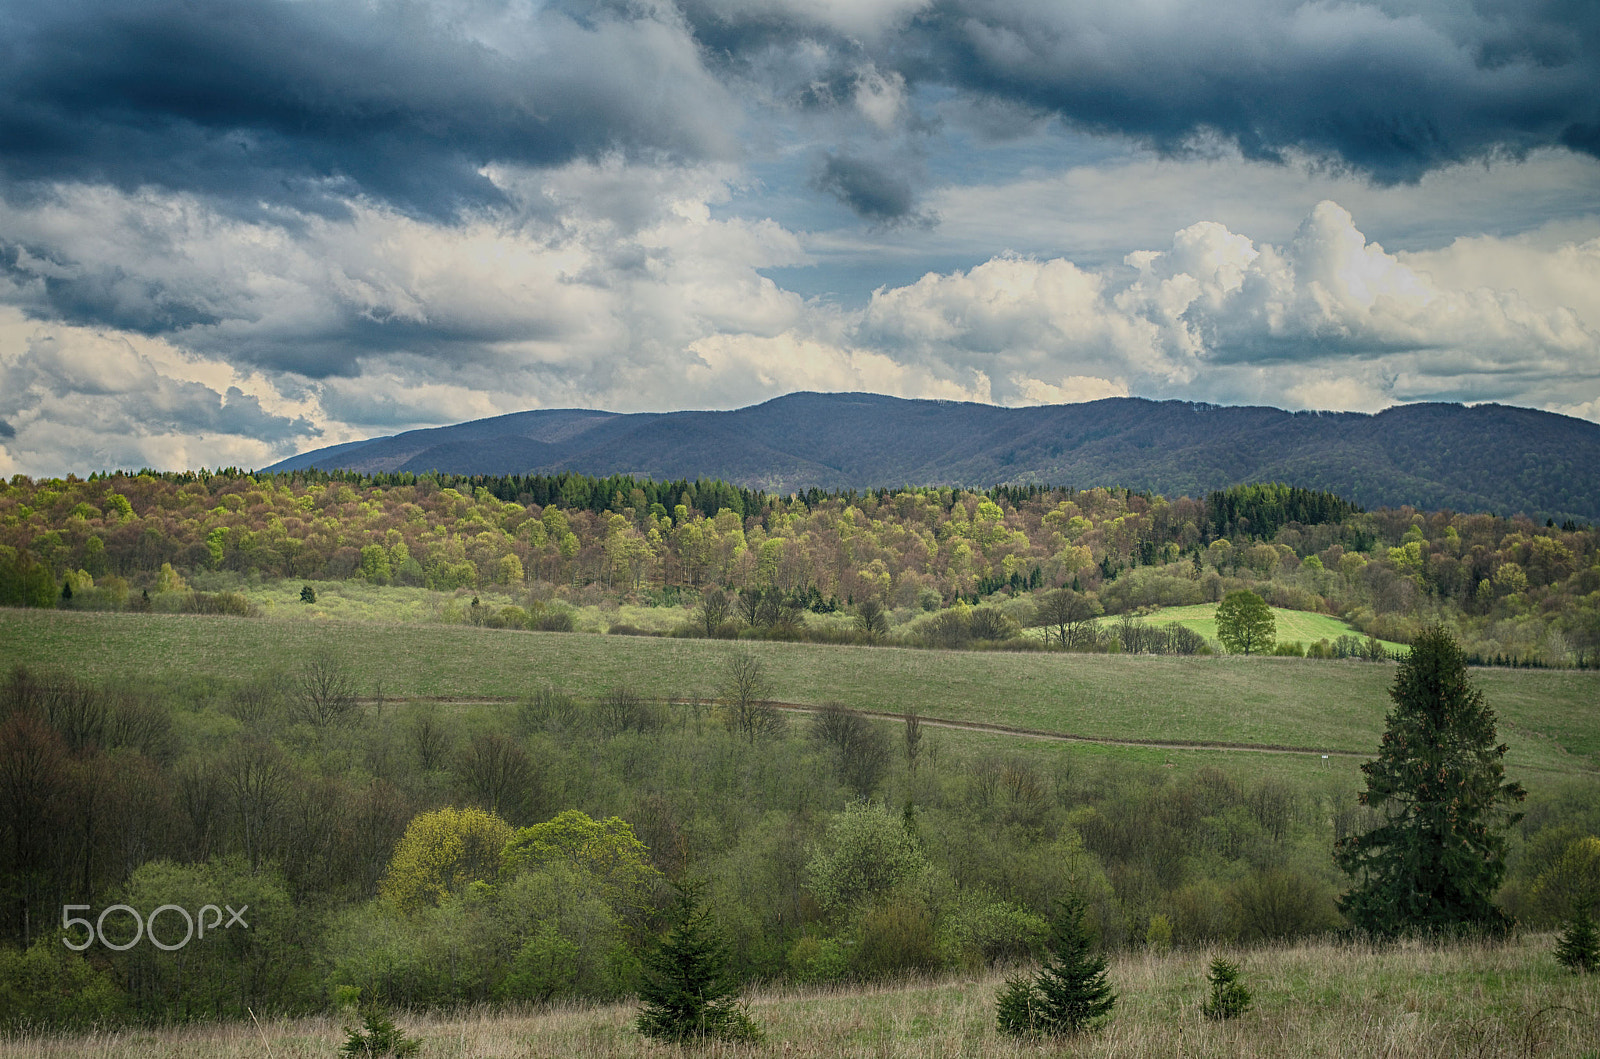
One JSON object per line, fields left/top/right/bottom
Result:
{"left": 1215, "top": 590, "right": 1276, "bottom": 655}
{"left": 0, "top": 939, "right": 126, "bottom": 1030}
{"left": 382, "top": 807, "right": 513, "bottom": 915}
{"left": 502, "top": 810, "right": 663, "bottom": 921}
{"left": 1531, "top": 836, "right": 1600, "bottom": 920}
{"left": 806, "top": 802, "right": 930, "bottom": 913}
{"left": 360, "top": 544, "right": 392, "bottom": 584}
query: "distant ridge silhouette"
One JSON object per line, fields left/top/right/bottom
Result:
{"left": 266, "top": 392, "right": 1600, "bottom": 523}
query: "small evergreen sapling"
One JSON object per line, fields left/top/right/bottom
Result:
{"left": 1555, "top": 906, "right": 1599, "bottom": 973}
{"left": 995, "top": 893, "right": 1115, "bottom": 1037}
{"left": 1201, "top": 957, "right": 1252, "bottom": 1019}
{"left": 636, "top": 880, "right": 761, "bottom": 1043}
{"left": 339, "top": 1003, "right": 421, "bottom": 1057}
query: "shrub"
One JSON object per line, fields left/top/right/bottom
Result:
{"left": 1201, "top": 957, "right": 1252, "bottom": 1019}
{"left": 535, "top": 608, "right": 574, "bottom": 632}
{"left": 787, "top": 935, "right": 850, "bottom": 984}
{"left": 855, "top": 900, "right": 939, "bottom": 978}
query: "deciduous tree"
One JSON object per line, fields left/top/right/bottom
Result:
{"left": 1215, "top": 590, "right": 1275, "bottom": 655}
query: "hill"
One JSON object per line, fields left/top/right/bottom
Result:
{"left": 266, "top": 393, "right": 1600, "bottom": 523}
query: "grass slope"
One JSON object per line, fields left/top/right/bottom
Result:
{"left": 4, "top": 934, "right": 1595, "bottom": 1058}
{"left": 4, "top": 610, "right": 1594, "bottom": 777}
{"left": 1142, "top": 603, "right": 1409, "bottom": 654}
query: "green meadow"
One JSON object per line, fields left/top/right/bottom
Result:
{"left": 6, "top": 609, "right": 1595, "bottom": 778}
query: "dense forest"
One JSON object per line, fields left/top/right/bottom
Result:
{"left": 2, "top": 469, "right": 1597, "bottom": 665}
{"left": 1, "top": 660, "right": 1594, "bottom": 1028}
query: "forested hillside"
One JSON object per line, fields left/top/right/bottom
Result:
{"left": 3, "top": 470, "right": 1597, "bottom": 665}
{"left": 267, "top": 393, "right": 1600, "bottom": 524}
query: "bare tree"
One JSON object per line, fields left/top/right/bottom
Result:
{"left": 809, "top": 703, "right": 889, "bottom": 796}
{"left": 409, "top": 710, "right": 453, "bottom": 772}
{"left": 719, "top": 648, "right": 783, "bottom": 744}
{"left": 903, "top": 709, "right": 923, "bottom": 776}
{"left": 225, "top": 737, "right": 291, "bottom": 871}
{"left": 599, "top": 685, "right": 663, "bottom": 735}
{"left": 698, "top": 588, "right": 732, "bottom": 636}
{"left": 1033, "top": 589, "right": 1102, "bottom": 648}
{"left": 292, "top": 653, "right": 359, "bottom": 729}
{"left": 455, "top": 732, "right": 537, "bottom": 820}
{"left": 517, "top": 685, "right": 580, "bottom": 734}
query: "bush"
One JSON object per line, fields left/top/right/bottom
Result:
{"left": 855, "top": 901, "right": 939, "bottom": 978}
{"left": 787, "top": 935, "right": 850, "bottom": 984}
{"left": 535, "top": 608, "right": 574, "bottom": 632}
{"left": 0, "top": 940, "right": 126, "bottom": 1031}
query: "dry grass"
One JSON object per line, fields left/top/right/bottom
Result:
{"left": 6, "top": 934, "right": 1596, "bottom": 1059}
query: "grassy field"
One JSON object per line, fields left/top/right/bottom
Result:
{"left": 3, "top": 934, "right": 1594, "bottom": 1058}
{"left": 4, "top": 609, "right": 1596, "bottom": 778}
{"left": 1141, "top": 603, "right": 1409, "bottom": 654}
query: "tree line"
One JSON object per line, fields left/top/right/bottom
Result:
{"left": 3, "top": 470, "right": 1598, "bottom": 665}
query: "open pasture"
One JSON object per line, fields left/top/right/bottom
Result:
{"left": 4, "top": 609, "right": 1595, "bottom": 777}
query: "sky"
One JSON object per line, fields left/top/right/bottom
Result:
{"left": 1, "top": 0, "right": 1598, "bottom": 476}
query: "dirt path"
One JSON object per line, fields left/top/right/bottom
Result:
{"left": 366, "top": 695, "right": 1369, "bottom": 758}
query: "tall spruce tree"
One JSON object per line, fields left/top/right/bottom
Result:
{"left": 1335, "top": 625, "right": 1525, "bottom": 936}
{"left": 996, "top": 893, "right": 1115, "bottom": 1037}
{"left": 635, "top": 880, "right": 759, "bottom": 1043}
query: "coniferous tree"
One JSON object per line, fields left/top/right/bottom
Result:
{"left": 1201, "top": 957, "right": 1252, "bottom": 1019}
{"left": 1335, "top": 625, "right": 1526, "bottom": 936}
{"left": 636, "top": 880, "right": 760, "bottom": 1043}
{"left": 1555, "top": 906, "right": 1599, "bottom": 973}
{"left": 996, "top": 893, "right": 1114, "bottom": 1037}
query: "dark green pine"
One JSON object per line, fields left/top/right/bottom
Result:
{"left": 635, "top": 881, "right": 754, "bottom": 1042}
{"left": 1030, "top": 894, "right": 1115, "bottom": 1035}
{"left": 1335, "top": 625, "right": 1526, "bottom": 937}
{"left": 1555, "top": 907, "right": 1599, "bottom": 973}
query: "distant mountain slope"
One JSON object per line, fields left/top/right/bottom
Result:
{"left": 266, "top": 393, "right": 1600, "bottom": 522}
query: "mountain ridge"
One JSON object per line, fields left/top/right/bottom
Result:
{"left": 266, "top": 392, "right": 1600, "bottom": 522}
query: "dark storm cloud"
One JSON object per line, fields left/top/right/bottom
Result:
{"left": 0, "top": 420, "right": 14, "bottom": 440}
{"left": 0, "top": 0, "right": 738, "bottom": 219}
{"left": 811, "top": 152, "right": 927, "bottom": 224}
{"left": 680, "top": 0, "right": 1600, "bottom": 183}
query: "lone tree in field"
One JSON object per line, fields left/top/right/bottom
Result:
{"left": 996, "top": 893, "right": 1115, "bottom": 1038}
{"left": 1334, "top": 625, "right": 1525, "bottom": 936}
{"left": 636, "top": 880, "right": 760, "bottom": 1043}
{"left": 1215, "top": 590, "right": 1275, "bottom": 655}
